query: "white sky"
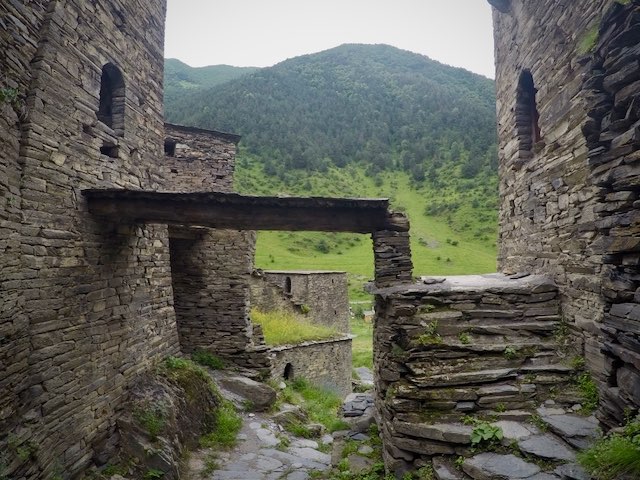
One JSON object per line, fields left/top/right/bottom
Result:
{"left": 164, "top": 0, "right": 496, "bottom": 79}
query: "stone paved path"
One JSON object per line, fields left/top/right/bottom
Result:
{"left": 185, "top": 412, "right": 332, "bottom": 480}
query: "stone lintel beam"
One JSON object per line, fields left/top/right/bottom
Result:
{"left": 82, "top": 189, "right": 409, "bottom": 233}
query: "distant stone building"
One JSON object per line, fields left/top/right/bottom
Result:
{"left": 250, "top": 270, "right": 353, "bottom": 396}
{"left": 261, "top": 270, "right": 350, "bottom": 331}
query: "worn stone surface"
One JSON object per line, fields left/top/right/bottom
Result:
{"left": 462, "top": 453, "right": 540, "bottom": 479}
{"left": 518, "top": 434, "right": 576, "bottom": 462}
{"left": 216, "top": 376, "right": 277, "bottom": 412}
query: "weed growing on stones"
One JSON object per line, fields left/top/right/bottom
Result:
{"left": 575, "top": 371, "right": 599, "bottom": 414}
{"left": 192, "top": 350, "right": 225, "bottom": 369}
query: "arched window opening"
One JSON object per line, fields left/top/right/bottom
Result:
{"left": 283, "top": 363, "right": 294, "bottom": 380}
{"left": 98, "top": 63, "right": 125, "bottom": 136}
{"left": 516, "top": 70, "right": 541, "bottom": 152}
{"left": 164, "top": 139, "right": 177, "bottom": 157}
{"left": 285, "top": 276, "right": 292, "bottom": 294}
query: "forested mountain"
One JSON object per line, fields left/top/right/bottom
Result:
{"left": 164, "top": 59, "right": 258, "bottom": 120}
{"left": 163, "top": 45, "right": 499, "bottom": 292}
{"left": 165, "top": 44, "right": 497, "bottom": 183}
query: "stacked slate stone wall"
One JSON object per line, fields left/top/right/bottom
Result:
{"left": 373, "top": 274, "right": 579, "bottom": 474}
{"left": 491, "top": 0, "right": 618, "bottom": 401}
{"left": 249, "top": 270, "right": 304, "bottom": 317}
{"left": 169, "top": 228, "right": 270, "bottom": 372}
{"left": 156, "top": 124, "right": 237, "bottom": 191}
{"left": 0, "top": 1, "right": 258, "bottom": 477}
{"left": 270, "top": 337, "right": 353, "bottom": 397}
{"left": 261, "top": 271, "right": 350, "bottom": 331}
{"left": 157, "top": 125, "right": 264, "bottom": 371}
{"left": 581, "top": 0, "right": 640, "bottom": 425}
{"left": 0, "top": 0, "right": 50, "bottom": 460}
{"left": 372, "top": 227, "right": 413, "bottom": 287}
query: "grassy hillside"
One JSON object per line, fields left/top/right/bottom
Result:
{"left": 236, "top": 155, "right": 497, "bottom": 300}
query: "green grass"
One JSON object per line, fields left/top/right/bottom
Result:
{"left": 350, "top": 317, "right": 374, "bottom": 369}
{"left": 236, "top": 158, "right": 498, "bottom": 301}
{"left": 578, "top": 415, "right": 640, "bottom": 480}
{"left": 192, "top": 350, "right": 225, "bottom": 369}
{"left": 200, "top": 401, "right": 242, "bottom": 449}
{"left": 251, "top": 308, "right": 339, "bottom": 345}
{"left": 280, "top": 378, "right": 349, "bottom": 433}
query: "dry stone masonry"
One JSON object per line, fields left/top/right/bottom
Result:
{"left": 490, "top": 0, "right": 640, "bottom": 431}
{"left": 372, "top": 274, "right": 591, "bottom": 475}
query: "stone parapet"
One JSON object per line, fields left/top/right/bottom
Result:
{"left": 373, "top": 274, "right": 579, "bottom": 474}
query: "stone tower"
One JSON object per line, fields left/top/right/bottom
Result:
{"left": 490, "top": 0, "right": 640, "bottom": 424}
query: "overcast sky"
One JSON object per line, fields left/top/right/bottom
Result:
{"left": 165, "top": 0, "right": 496, "bottom": 79}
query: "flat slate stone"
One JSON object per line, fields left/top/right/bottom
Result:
{"left": 393, "top": 421, "right": 472, "bottom": 444}
{"left": 539, "top": 412, "right": 600, "bottom": 448}
{"left": 554, "top": 463, "right": 591, "bottom": 480}
{"left": 433, "top": 457, "right": 467, "bottom": 480}
{"left": 462, "top": 453, "right": 541, "bottom": 479}
{"left": 518, "top": 434, "right": 576, "bottom": 461}
{"left": 494, "top": 420, "right": 538, "bottom": 441}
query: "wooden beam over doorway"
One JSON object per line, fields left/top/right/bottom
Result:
{"left": 82, "top": 189, "right": 409, "bottom": 233}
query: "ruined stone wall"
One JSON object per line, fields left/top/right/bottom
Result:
{"left": 249, "top": 271, "right": 303, "bottom": 317}
{"left": 270, "top": 337, "right": 353, "bottom": 397}
{"left": 155, "top": 124, "right": 238, "bottom": 191}
{"left": 169, "top": 228, "right": 270, "bottom": 372}
{"left": 373, "top": 274, "right": 579, "bottom": 475}
{"left": 492, "top": 0, "right": 613, "bottom": 391}
{"left": 263, "top": 271, "right": 350, "bottom": 331}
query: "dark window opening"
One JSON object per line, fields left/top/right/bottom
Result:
{"left": 516, "top": 70, "right": 541, "bottom": 152}
{"left": 170, "top": 168, "right": 178, "bottom": 174}
{"left": 283, "top": 363, "right": 294, "bottom": 380}
{"left": 164, "top": 139, "right": 177, "bottom": 156}
{"left": 98, "top": 63, "right": 125, "bottom": 136}
{"left": 100, "top": 143, "right": 118, "bottom": 158}
{"left": 285, "top": 276, "right": 292, "bottom": 294}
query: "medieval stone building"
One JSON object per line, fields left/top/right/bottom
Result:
{"left": 0, "top": 2, "right": 411, "bottom": 477}
{"left": 371, "top": 0, "right": 640, "bottom": 476}
{"left": 490, "top": 0, "right": 639, "bottom": 426}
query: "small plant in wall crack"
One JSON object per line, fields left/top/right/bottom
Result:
{"left": 416, "top": 321, "right": 442, "bottom": 345}
{"left": 503, "top": 345, "right": 518, "bottom": 360}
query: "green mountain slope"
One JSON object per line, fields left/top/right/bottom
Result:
{"left": 163, "top": 45, "right": 499, "bottom": 299}
{"left": 164, "top": 59, "right": 259, "bottom": 119}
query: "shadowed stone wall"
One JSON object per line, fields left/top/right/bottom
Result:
{"left": 490, "top": 0, "right": 640, "bottom": 421}
{"left": 169, "top": 228, "right": 270, "bottom": 372}
{"left": 580, "top": 1, "right": 640, "bottom": 426}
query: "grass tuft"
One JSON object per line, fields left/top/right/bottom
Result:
{"left": 578, "top": 415, "right": 640, "bottom": 480}
{"left": 251, "top": 308, "right": 339, "bottom": 345}
{"left": 200, "top": 401, "right": 242, "bottom": 449}
{"left": 192, "top": 350, "right": 225, "bottom": 369}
